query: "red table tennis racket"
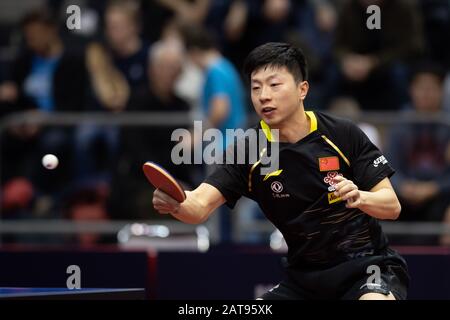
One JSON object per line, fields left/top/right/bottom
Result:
{"left": 142, "top": 161, "right": 186, "bottom": 203}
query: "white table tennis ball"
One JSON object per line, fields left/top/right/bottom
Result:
{"left": 42, "top": 154, "right": 59, "bottom": 170}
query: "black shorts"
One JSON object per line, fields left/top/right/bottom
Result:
{"left": 259, "top": 248, "right": 410, "bottom": 300}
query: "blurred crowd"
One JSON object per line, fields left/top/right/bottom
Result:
{"left": 0, "top": 0, "right": 448, "bottom": 246}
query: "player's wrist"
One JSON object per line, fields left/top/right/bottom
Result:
{"left": 358, "top": 191, "right": 369, "bottom": 207}
{"left": 171, "top": 205, "right": 181, "bottom": 214}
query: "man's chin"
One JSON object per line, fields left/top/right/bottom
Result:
{"left": 261, "top": 116, "right": 281, "bottom": 127}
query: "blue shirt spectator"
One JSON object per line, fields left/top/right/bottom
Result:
{"left": 23, "top": 55, "right": 61, "bottom": 112}
{"left": 202, "top": 57, "right": 247, "bottom": 138}
{"left": 181, "top": 24, "right": 248, "bottom": 151}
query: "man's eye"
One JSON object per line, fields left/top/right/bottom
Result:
{"left": 270, "top": 83, "right": 280, "bottom": 87}
{"left": 252, "top": 87, "right": 260, "bottom": 90}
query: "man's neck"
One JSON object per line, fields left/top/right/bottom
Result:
{"left": 41, "top": 40, "right": 63, "bottom": 58}
{"left": 116, "top": 37, "right": 141, "bottom": 57}
{"left": 276, "top": 107, "right": 310, "bottom": 143}
{"left": 151, "top": 85, "right": 172, "bottom": 104}
{"left": 203, "top": 50, "right": 221, "bottom": 69}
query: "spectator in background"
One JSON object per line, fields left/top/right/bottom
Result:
{"left": 181, "top": 24, "right": 248, "bottom": 243}
{"left": 181, "top": 24, "right": 247, "bottom": 145}
{"left": 138, "top": 0, "right": 210, "bottom": 45}
{"left": 0, "top": 9, "right": 86, "bottom": 114}
{"left": 72, "top": 42, "right": 130, "bottom": 185}
{"left": 0, "top": 8, "right": 87, "bottom": 218}
{"left": 331, "top": 0, "right": 424, "bottom": 111}
{"left": 218, "top": 0, "right": 297, "bottom": 70}
{"left": 418, "top": 0, "right": 450, "bottom": 70}
{"left": 127, "top": 40, "right": 189, "bottom": 113}
{"left": 386, "top": 63, "right": 450, "bottom": 233}
{"left": 107, "top": 39, "right": 191, "bottom": 220}
{"left": 85, "top": 42, "right": 130, "bottom": 112}
{"left": 328, "top": 97, "right": 381, "bottom": 148}
{"left": 63, "top": 188, "right": 112, "bottom": 246}
{"left": 70, "top": 0, "right": 148, "bottom": 189}
{"left": 47, "top": 0, "right": 105, "bottom": 50}
{"left": 158, "top": 19, "right": 204, "bottom": 112}
{"left": 154, "top": 0, "right": 210, "bottom": 25}
{"left": 294, "top": 0, "right": 338, "bottom": 109}
{"left": 104, "top": 0, "right": 149, "bottom": 92}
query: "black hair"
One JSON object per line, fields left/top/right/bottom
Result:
{"left": 410, "top": 61, "right": 446, "bottom": 84}
{"left": 243, "top": 42, "right": 308, "bottom": 83}
{"left": 180, "top": 23, "right": 217, "bottom": 51}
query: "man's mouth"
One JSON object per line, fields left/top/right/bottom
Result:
{"left": 262, "top": 107, "right": 276, "bottom": 116}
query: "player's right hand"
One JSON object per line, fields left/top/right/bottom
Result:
{"left": 152, "top": 188, "right": 181, "bottom": 214}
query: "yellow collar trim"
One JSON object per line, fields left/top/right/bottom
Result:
{"left": 305, "top": 111, "right": 317, "bottom": 132}
{"left": 260, "top": 120, "right": 273, "bottom": 142}
{"left": 260, "top": 111, "right": 317, "bottom": 142}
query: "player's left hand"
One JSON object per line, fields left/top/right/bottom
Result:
{"left": 333, "top": 175, "right": 361, "bottom": 208}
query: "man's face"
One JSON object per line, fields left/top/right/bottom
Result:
{"left": 150, "top": 51, "right": 183, "bottom": 95}
{"left": 410, "top": 73, "right": 443, "bottom": 112}
{"left": 187, "top": 49, "right": 204, "bottom": 69}
{"left": 23, "top": 22, "right": 55, "bottom": 56}
{"left": 250, "top": 66, "right": 308, "bottom": 127}
{"left": 105, "top": 8, "right": 138, "bottom": 51}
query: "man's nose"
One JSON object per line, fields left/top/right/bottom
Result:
{"left": 259, "top": 85, "right": 271, "bottom": 102}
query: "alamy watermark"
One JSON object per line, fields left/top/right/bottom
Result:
{"left": 66, "top": 5, "right": 81, "bottom": 30}
{"left": 171, "top": 121, "right": 280, "bottom": 175}
{"left": 366, "top": 5, "right": 381, "bottom": 30}
{"left": 66, "top": 264, "right": 81, "bottom": 289}
{"left": 360, "top": 264, "right": 382, "bottom": 290}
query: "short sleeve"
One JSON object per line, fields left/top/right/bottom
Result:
{"left": 205, "top": 165, "right": 249, "bottom": 209}
{"left": 207, "top": 69, "right": 229, "bottom": 98}
{"left": 204, "top": 139, "right": 252, "bottom": 208}
{"left": 348, "top": 123, "right": 395, "bottom": 191}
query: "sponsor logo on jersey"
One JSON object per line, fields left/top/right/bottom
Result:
{"left": 373, "top": 155, "right": 388, "bottom": 167}
{"left": 318, "top": 156, "right": 340, "bottom": 171}
{"left": 271, "top": 181, "right": 283, "bottom": 193}
{"left": 263, "top": 169, "right": 283, "bottom": 181}
{"left": 328, "top": 192, "right": 342, "bottom": 204}
{"left": 270, "top": 181, "right": 290, "bottom": 198}
{"left": 324, "top": 171, "right": 343, "bottom": 195}
{"left": 323, "top": 171, "right": 343, "bottom": 187}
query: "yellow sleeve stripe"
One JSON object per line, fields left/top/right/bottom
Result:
{"left": 321, "top": 135, "right": 351, "bottom": 167}
{"left": 248, "top": 148, "right": 267, "bottom": 192}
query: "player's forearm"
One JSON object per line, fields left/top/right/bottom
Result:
{"left": 170, "top": 185, "right": 226, "bottom": 224}
{"left": 168, "top": 191, "right": 207, "bottom": 224}
{"left": 358, "top": 188, "right": 401, "bottom": 220}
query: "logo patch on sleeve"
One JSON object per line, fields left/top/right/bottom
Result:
{"left": 319, "top": 156, "right": 340, "bottom": 172}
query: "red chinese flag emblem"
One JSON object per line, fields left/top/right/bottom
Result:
{"left": 319, "top": 156, "right": 340, "bottom": 172}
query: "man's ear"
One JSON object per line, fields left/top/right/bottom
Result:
{"left": 298, "top": 81, "right": 309, "bottom": 101}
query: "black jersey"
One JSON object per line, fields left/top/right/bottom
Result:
{"left": 205, "top": 111, "right": 395, "bottom": 268}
